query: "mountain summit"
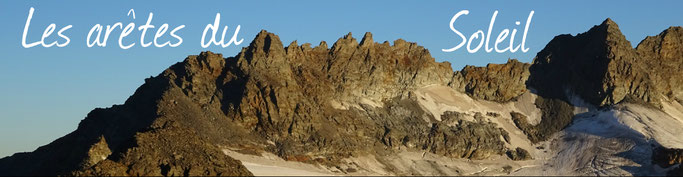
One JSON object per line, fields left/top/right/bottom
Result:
{"left": 529, "top": 18, "right": 683, "bottom": 108}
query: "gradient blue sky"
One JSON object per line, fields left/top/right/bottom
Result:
{"left": 0, "top": 0, "right": 681, "bottom": 157}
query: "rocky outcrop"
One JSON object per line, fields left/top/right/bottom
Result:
{"left": 652, "top": 146, "right": 683, "bottom": 176}
{"left": 506, "top": 147, "right": 532, "bottom": 161}
{"left": 652, "top": 147, "right": 683, "bottom": 168}
{"left": 510, "top": 97, "right": 573, "bottom": 143}
{"left": 452, "top": 59, "right": 530, "bottom": 102}
{"left": 79, "top": 136, "right": 111, "bottom": 169}
{"left": 636, "top": 26, "right": 683, "bottom": 103}
{"left": 358, "top": 102, "right": 510, "bottom": 160}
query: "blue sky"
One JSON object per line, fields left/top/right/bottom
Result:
{"left": 0, "top": 0, "right": 681, "bottom": 157}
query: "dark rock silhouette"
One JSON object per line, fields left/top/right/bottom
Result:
{"left": 528, "top": 19, "right": 683, "bottom": 107}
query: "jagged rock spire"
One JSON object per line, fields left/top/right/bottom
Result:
{"left": 359, "top": 32, "right": 374, "bottom": 47}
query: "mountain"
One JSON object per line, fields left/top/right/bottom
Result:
{"left": 528, "top": 18, "right": 683, "bottom": 107}
{"left": 1, "top": 19, "right": 683, "bottom": 176}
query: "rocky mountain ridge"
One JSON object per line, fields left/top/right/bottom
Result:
{"left": 1, "top": 18, "right": 682, "bottom": 176}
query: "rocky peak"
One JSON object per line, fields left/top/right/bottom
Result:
{"left": 602, "top": 18, "right": 617, "bottom": 26}
{"left": 528, "top": 18, "right": 654, "bottom": 106}
{"left": 317, "top": 41, "right": 328, "bottom": 49}
{"left": 359, "top": 32, "right": 374, "bottom": 47}
{"left": 331, "top": 32, "right": 359, "bottom": 54}
{"left": 287, "top": 40, "right": 298, "bottom": 49}
{"left": 592, "top": 18, "right": 637, "bottom": 61}
{"left": 600, "top": 18, "right": 620, "bottom": 33}
{"left": 241, "top": 30, "right": 286, "bottom": 65}
{"left": 528, "top": 19, "right": 682, "bottom": 107}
